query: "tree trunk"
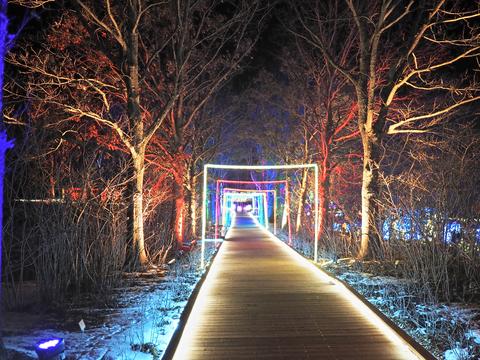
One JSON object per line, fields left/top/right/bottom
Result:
{"left": 49, "top": 159, "right": 55, "bottom": 197}
{"left": 357, "top": 131, "right": 382, "bottom": 259}
{"left": 125, "top": 4, "right": 147, "bottom": 268}
{"left": 318, "top": 174, "right": 330, "bottom": 243}
{"left": 129, "top": 151, "right": 147, "bottom": 266}
{"left": 295, "top": 168, "right": 308, "bottom": 233}
{"left": 189, "top": 173, "right": 198, "bottom": 238}
{"left": 172, "top": 178, "right": 185, "bottom": 248}
{"left": 184, "top": 163, "right": 198, "bottom": 240}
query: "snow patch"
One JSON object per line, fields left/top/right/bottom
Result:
{"left": 4, "top": 246, "right": 217, "bottom": 360}
{"left": 467, "top": 329, "right": 480, "bottom": 345}
{"left": 444, "top": 347, "right": 469, "bottom": 360}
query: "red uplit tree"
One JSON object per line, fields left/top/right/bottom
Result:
{"left": 8, "top": 0, "right": 267, "bottom": 266}
{"left": 147, "top": 1, "right": 266, "bottom": 248}
{"left": 148, "top": 100, "right": 225, "bottom": 242}
{"left": 251, "top": 11, "right": 361, "bottom": 243}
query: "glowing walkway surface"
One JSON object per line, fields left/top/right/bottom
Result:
{"left": 172, "top": 216, "right": 423, "bottom": 360}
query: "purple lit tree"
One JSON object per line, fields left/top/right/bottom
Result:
{"left": 0, "top": 0, "right": 14, "bottom": 356}
{"left": 0, "top": 0, "right": 51, "bottom": 355}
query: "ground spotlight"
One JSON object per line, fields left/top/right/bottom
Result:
{"left": 35, "top": 338, "right": 65, "bottom": 360}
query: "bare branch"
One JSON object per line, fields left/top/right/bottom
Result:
{"left": 388, "top": 96, "right": 480, "bottom": 134}
{"left": 9, "top": 0, "right": 53, "bottom": 7}
{"left": 75, "top": 0, "right": 127, "bottom": 50}
{"left": 63, "top": 105, "right": 135, "bottom": 154}
{"left": 386, "top": 45, "right": 480, "bottom": 105}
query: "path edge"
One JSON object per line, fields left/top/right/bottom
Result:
{"left": 161, "top": 243, "right": 223, "bottom": 360}
{"left": 277, "top": 236, "right": 437, "bottom": 360}
{"left": 317, "top": 264, "right": 437, "bottom": 359}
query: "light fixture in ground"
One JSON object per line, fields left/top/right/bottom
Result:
{"left": 35, "top": 338, "right": 65, "bottom": 360}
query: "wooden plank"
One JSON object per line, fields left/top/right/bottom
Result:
{"left": 170, "top": 215, "right": 424, "bottom": 360}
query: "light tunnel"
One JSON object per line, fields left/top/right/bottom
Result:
{"left": 214, "top": 179, "right": 292, "bottom": 243}
{"left": 201, "top": 164, "right": 319, "bottom": 268}
{"left": 222, "top": 188, "right": 278, "bottom": 234}
{"left": 221, "top": 191, "right": 268, "bottom": 231}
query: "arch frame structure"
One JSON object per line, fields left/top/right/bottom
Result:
{"left": 215, "top": 179, "right": 292, "bottom": 243}
{"left": 201, "top": 164, "right": 319, "bottom": 267}
{"left": 221, "top": 191, "right": 269, "bottom": 230}
{"left": 221, "top": 188, "right": 278, "bottom": 235}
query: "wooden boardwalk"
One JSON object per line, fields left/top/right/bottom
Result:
{"left": 170, "top": 215, "right": 425, "bottom": 360}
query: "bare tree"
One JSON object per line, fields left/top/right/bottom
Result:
{"left": 69, "top": 0, "right": 181, "bottom": 268}
{"left": 292, "top": 0, "right": 480, "bottom": 258}
{"left": 150, "top": 0, "right": 266, "bottom": 247}
{"left": 7, "top": 0, "right": 266, "bottom": 266}
{"left": 249, "top": 27, "right": 360, "bottom": 243}
{"left": 146, "top": 97, "right": 225, "bottom": 243}
{"left": 280, "top": 31, "right": 360, "bottom": 242}
{"left": 184, "top": 101, "right": 225, "bottom": 239}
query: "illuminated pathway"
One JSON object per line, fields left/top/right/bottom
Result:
{"left": 171, "top": 215, "right": 427, "bottom": 359}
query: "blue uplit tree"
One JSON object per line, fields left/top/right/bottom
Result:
{"left": 0, "top": 0, "right": 50, "bottom": 355}
{"left": 0, "top": 0, "right": 14, "bottom": 355}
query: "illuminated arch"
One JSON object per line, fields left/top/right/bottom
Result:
{"left": 222, "top": 188, "right": 277, "bottom": 235}
{"left": 201, "top": 164, "right": 319, "bottom": 268}
{"left": 215, "top": 179, "right": 291, "bottom": 241}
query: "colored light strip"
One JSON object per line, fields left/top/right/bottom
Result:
{"left": 201, "top": 163, "right": 318, "bottom": 268}
{"left": 218, "top": 179, "right": 289, "bottom": 184}
{"left": 215, "top": 179, "right": 289, "bottom": 243}
{"left": 207, "top": 164, "right": 315, "bottom": 170}
{"left": 222, "top": 192, "right": 268, "bottom": 230}
{"left": 222, "top": 188, "right": 277, "bottom": 235}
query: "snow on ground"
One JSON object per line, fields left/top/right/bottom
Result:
{"left": 3, "top": 245, "right": 217, "bottom": 360}
{"left": 444, "top": 347, "right": 470, "bottom": 360}
{"left": 256, "top": 232, "right": 480, "bottom": 359}
{"left": 321, "top": 259, "right": 480, "bottom": 360}
{"left": 467, "top": 329, "right": 480, "bottom": 345}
